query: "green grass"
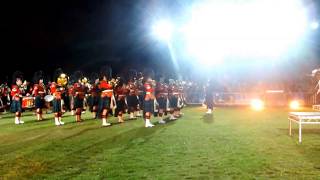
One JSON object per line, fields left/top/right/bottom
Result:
{"left": 1, "top": 106, "right": 320, "bottom": 179}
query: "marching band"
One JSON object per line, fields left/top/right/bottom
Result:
{"left": 1, "top": 67, "right": 186, "bottom": 128}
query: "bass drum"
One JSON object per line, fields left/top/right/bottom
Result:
{"left": 44, "top": 95, "right": 54, "bottom": 102}
{"left": 22, "top": 97, "right": 35, "bottom": 109}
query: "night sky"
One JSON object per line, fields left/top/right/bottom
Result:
{"left": 2, "top": 0, "right": 182, "bottom": 80}
{"left": 2, "top": 0, "right": 320, "bottom": 82}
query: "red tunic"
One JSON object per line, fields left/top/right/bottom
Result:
{"left": 50, "top": 83, "right": 57, "bottom": 94}
{"left": 99, "top": 80, "right": 113, "bottom": 98}
{"left": 33, "top": 84, "right": 45, "bottom": 96}
{"left": 73, "top": 83, "right": 85, "bottom": 99}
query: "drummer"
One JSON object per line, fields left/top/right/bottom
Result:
{"left": 32, "top": 71, "right": 46, "bottom": 121}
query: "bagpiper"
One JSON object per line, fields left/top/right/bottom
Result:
{"left": 55, "top": 68, "right": 69, "bottom": 113}
{"left": 32, "top": 70, "right": 46, "bottom": 121}
{"left": 88, "top": 73, "right": 100, "bottom": 119}
{"left": 51, "top": 82, "right": 64, "bottom": 126}
{"left": 10, "top": 71, "right": 24, "bottom": 124}
{"left": 126, "top": 69, "right": 139, "bottom": 119}
{"left": 114, "top": 77, "right": 127, "bottom": 123}
{"left": 98, "top": 66, "right": 115, "bottom": 126}
{"left": 168, "top": 79, "right": 179, "bottom": 120}
{"left": 142, "top": 69, "right": 156, "bottom": 127}
{"left": 155, "top": 80, "right": 168, "bottom": 124}
{"left": 52, "top": 68, "right": 68, "bottom": 126}
{"left": 72, "top": 71, "right": 86, "bottom": 122}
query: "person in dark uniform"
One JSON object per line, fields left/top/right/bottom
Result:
{"left": 205, "top": 79, "right": 214, "bottom": 114}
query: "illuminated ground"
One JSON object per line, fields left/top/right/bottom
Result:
{"left": 1, "top": 106, "right": 320, "bottom": 179}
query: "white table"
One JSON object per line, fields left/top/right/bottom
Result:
{"left": 289, "top": 112, "right": 320, "bottom": 143}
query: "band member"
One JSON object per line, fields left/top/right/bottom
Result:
{"left": 0, "top": 81, "right": 10, "bottom": 113}
{"left": 72, "top": 71, "right": 85, "bottom": 122}
{"left": 142, "top": 69, "right": 156, "bottom": 127}
{"left": 54, "top": 68, "right": 69, "bottom": 113}
{"left": 98, "top": 66, "right": 115, "bottom": 126}
{"left": 126, "top": 80, "right": 139, "bottom": 119}
{"left": 205, "top": 79, "right": 214, "bottom": 114}
{"left": 176, "top": 80, "right": 185, "bottom": 117}
{"left": 88, "top": 73, "right": 99, "bottom": 119}
{"left": 32, "top": 71, "right": 46, "bottom": 121}
{"left": 114, "top": 78, "right": 127, "bottom": 123}
{"left": 126, "top": 69, "right": 139, "bottom": 119}
{"left": 136, "top": 72, "right": 144, "bottom": 117}
{"left": 155, "top": 81, "right": 168, "bottom": 124}
{"left": 10, "top": 71, "right": 24, "bottom": 124}
{"left": 81, "top": 76, "right": 90, "bottom": 113}
{"left": 68, "top": 84, "right": 75, "bottom": 115}
{"left": 51, "top": 83, "right": 64, "bottom": 126}
{"left": 168, "top": 79, "right": 179, "bottom": 120}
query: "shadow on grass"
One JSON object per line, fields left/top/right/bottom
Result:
{"left": 201, "top": 113, "right": 214, "bottom": 124}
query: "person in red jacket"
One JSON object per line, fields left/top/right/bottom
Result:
{"left": 98, "top": 66, "right": 115, "bottom": 126}
{"left": 10, "top": 71, "right": 24, "bottom": 124}
{"left": 32, "top": 71, "right": 46, "bottom": 121}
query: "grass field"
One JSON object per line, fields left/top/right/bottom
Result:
{"left": 1, "top": 106, "right": 320, "bottom": 179}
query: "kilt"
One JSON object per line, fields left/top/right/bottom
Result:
{"left": 157, "top": 97, "right": 167, "bottom": 109}
{"left": 35, "top": 95, "right": 45, "bottom": 109}
{"left": 74, "top": 96, "right": 84, "bottom": 109}
{"left": 169, "top": 96, "right": 178, "bottom": 108}
{"left": 127, "top": 95, "right": 138, "bottom": 112}
{"left": 98, "top": 97, "right": 111, "bottom": 112}
{"left": 52, "top": 99, "right": 61, "bottom": 113}
{"left": 10, "top": 100, "right": 22, "bottom": 113}
{"left": 143, "top": 99, "right": 154, "bottom": 113}
{"left": 115, "top": 99, "right": 126, "bottom": 116}
{"left": 88, "top": 95, "right": 99, "bottom": 111}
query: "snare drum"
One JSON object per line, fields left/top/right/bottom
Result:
{"left": 22, "top": 97, "right": 35, "bottom": 109}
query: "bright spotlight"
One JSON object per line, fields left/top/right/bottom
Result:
{"left": 290, "top": 100, "right": 300, "bottom": 110}
{"left": 311, "top": 21, "right": 319, "bottom": 30}
{"left": 250, "top": 99, "right": 264, "bottom": 111}
{"left": 184, "top": 0, "right": 308, "bottom": 60}
{"left": 152, "top": 20, "right": 173, "bottom": 41}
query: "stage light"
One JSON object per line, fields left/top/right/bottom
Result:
{"left": 311, "top": 21, "right": 319, "bottom": 30}
{"left": 250, "top": 99, "right": 264, "bottom": 111}
{"left": 152, "top": 20, "right": 173, "bottom": 41}
{"left": 289, "top": 100, "right": 300, "bottom": 110}
{"left": 183, "top": 0, "right": 308, "bottom": 61}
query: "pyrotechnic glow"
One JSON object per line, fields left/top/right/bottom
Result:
{"left": 152, "top": 20, "right": 174, "bottom": 41}
{"left": 289, "top": 100, "right": 300, "bottom": 110}
{"left": 251, "top": 99, "right": 264, "bottom": 111}
{"left": 183, "top": 0, "right": 308, "bottom": 65}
